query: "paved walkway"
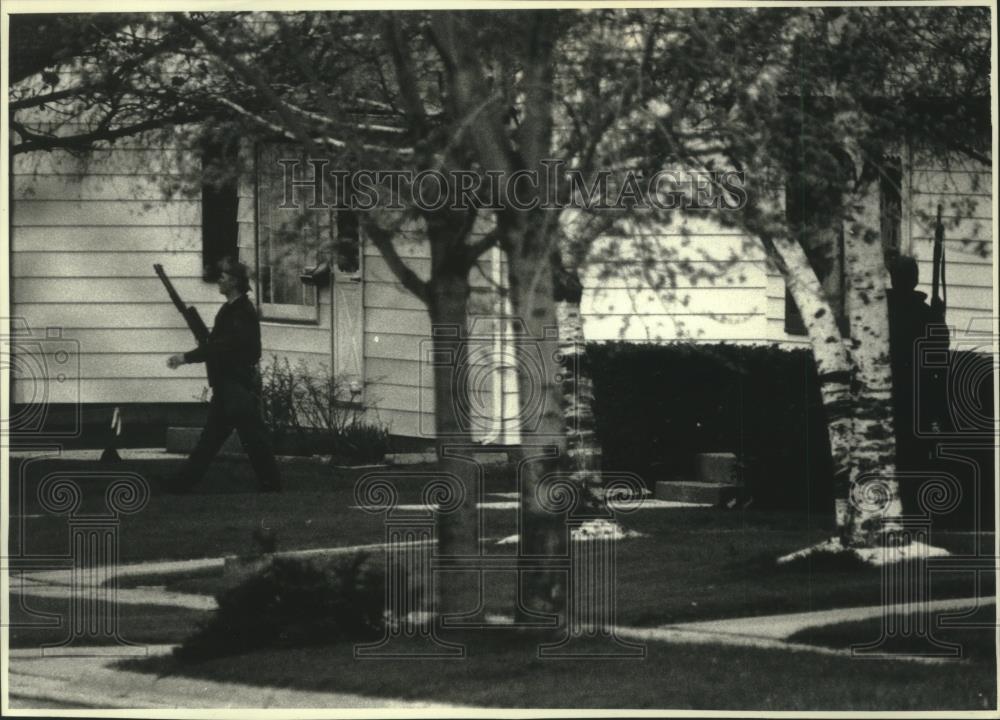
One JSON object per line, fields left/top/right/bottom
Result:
{"left": 8, "top": 646, "right": 471, "bottom": 709}
{"left": 9, "top": 532, "right": 994, "bottom": 709}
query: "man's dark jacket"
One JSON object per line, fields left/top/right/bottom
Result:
{"left": 183, "top": 294, "right": 262, "bottom": 389}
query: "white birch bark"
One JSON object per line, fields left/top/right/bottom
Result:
{"left": 842, "top": 187, "right": 902, "bottom": 546}
{"left": 556, "top": 298, "right": 605, "bottom": 515}
{"left": 768, "top": 232, "right": 857, "bottom": 539}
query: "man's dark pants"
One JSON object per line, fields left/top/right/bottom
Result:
{"left": 175, "top": 379, "right": 281, "bottom": 492}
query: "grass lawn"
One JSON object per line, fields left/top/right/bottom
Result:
{"left": 8, "top": 455, "right": 514, "bottom": 562}
{"left": 123, "top": 507, "right": 994, "bottom": 628}
{"left": 10, "top": 454, "right": 997, "bottom": 710}
{"left": 119, "top": 628, "right": 996, "bottom": 710}
{"left": 13, "top": 455, "right": 992, "bottom": 624}
{"left": 8, "top": 595, "right": 209, "bottom": 648}
{"left": 789, "top": 610, "right": 998, "bottom": 661}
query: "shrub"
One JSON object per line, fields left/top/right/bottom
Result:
{"left": 330, "top": 421, "right": 392, "bottom": 466}
{"left": 176, "top": 554, "right": 385, "bottom": 660}
{"left": 586, "top": 342, "right": 833, "bottom": 511}
{"left": 586, "top": 342, "right": 995, "bottom": 521}
{"left": 259, "top": 356, "right": 302, "bottom": 454}
{"left": 258, "top": 356, "right": 391, "bottom": 463}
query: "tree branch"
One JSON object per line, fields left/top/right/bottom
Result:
{"left": 363, "top": 217, "right": 430, "bottom": 305}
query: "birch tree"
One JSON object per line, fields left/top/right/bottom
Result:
{"left": 10, "top": 7, "right": 989, "bottom": 590}
{"left": 603, "top": 6, "right": 990, "bottom": 552}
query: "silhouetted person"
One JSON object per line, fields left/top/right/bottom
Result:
{"left": 166, "top": 257, "right": 281, "bottom": 494}
{"left": 887, "top": 255, "right": 949, "bottom": 481}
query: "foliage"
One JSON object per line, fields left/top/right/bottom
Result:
{"left": 259, "top": 356, "right": 301, "bottom": 452}
{"left": 589, "top": 342, "right": 995, "bottom": 517}
{"left": 175, "top": 553, "right": 385, "bottom": 660}
{"left": 330, "top": 421, "right": 392, "bottom": 466}
{"left": 259, "top": 356, "right": 390, "bottom": 463}
{"left": 588, "top": 342, "right": 833, "bottom": 511}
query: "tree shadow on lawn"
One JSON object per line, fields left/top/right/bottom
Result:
{"left": 614, "top": 510, "right": 995, "bottom": 626}
{"left": 100, "top": 506, "right": 994, "bottom": 626}
{"left": 789, "top": 610, "right": 997, "bottom": 662}
{"left": 116, "top": 627, "right": 996, "bottom": 710}
{"left": 9, "top": 456, "right": 519, "bottom": 563}
{"left": 8, "top": 596, "right": 207, "bottom": 649}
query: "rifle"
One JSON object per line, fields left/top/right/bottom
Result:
{"left": 154, "top": 264, "right": 209, "bottom": 344}
{"left": 931, "top": 204, "right": 947, "bottom": 323}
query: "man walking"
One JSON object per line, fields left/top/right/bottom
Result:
{"left": 166, "top": 257, "right": 281, "bottom": 493}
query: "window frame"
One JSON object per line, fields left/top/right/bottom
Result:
{"left": 254, "top": 142, "right": 326, "bottom": 324}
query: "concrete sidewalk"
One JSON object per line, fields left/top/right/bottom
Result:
{"left": 10, "top": 594, "right": 989, "bottom": 710}
{"left": 8, "top": 646, "right": 472, "bottom": 710}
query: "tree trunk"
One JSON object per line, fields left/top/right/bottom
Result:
{"left": 554, "top": 269, "right": 605, "bottom": 517}
{"left": 842, "top": 188, "right": 901, "bottom": 547}
{"left": 426, "top": 270, "right": 482, "bottom": 616}
{"left": 506, "top": 228, "right": 568, "bottom": 618}
{"left": 769, "top": 232, "right": 858, "bottom": 539}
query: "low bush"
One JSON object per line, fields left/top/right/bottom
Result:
{"left": 587, "top": 342, "right": 833, "bottom": 511}
{"left": 330, "top": 421, "right": 392, "bottom": 466}
{"left": 175, "top": 554, "right": 385, "bottom": 660}
{"left": 587, "top": 342, "right": 995, "bottom": 520}
{"left": 259, "top": 356, "right": 391, "bottom": 463}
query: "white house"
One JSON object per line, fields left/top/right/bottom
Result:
{"left": 7, "top": 130, "right": 994, "bottom": 445}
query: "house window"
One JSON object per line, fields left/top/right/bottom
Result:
{"left": 880, "top": 156, "right": 903, "bottom": 264}
{"left": 256, "top": 143, "right": 332, "bottom": 322}
{"left": 201, "top": 139, "right": 239, "bottom": 280}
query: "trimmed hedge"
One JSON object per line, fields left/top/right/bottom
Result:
{"left": 588, "top": 343, "right": 833, "bottom": 511}
{"left": 587, "top": 343, "right": 995, "bottom": 520}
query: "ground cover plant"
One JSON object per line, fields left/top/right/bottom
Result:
{"left": 175, "top": 554, "right": 385, "bottom": 660}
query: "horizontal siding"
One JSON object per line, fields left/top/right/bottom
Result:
{"left": 910, "top": 192, "right": 992, "bottom": 220}
{"left": 365, "top": 255, "right": 498, "bottom": 289}
{"left": 584, "top": 312, "right": 768, "bottom": 342}
{"left": 14, "top": 378, "right": 210, "bottom": 405}
{"left": 14, "top": 277, "right": 221, "bottom": 304}
{"left": 581, "top": 229, "right": 771, "bottom": 344}
{"left": 366, "top": 357, "right": 431, "bottom": 387}
{"left": 582, "top": 261, "right": 767, "bottom": 289}
{"left": 13, "top": 250, "right": 203, "bottom": 277}
{"left": 258, "top": 321, "right": 328, "bottom": 355}
{"left": 587, "top": 233, "right": 767, "bottom": 263}
{"left": 13, "top": 174, "right": 193, "bottom": 201}
{"left": 14, "top": 302, "right": 224, "bottom": 332}
{"left": 11, "top": 327, "right": 199, "bottom": 354}
{"left": 365, "top": 329, "right": 425, "bottom": 362}
{"left": 12, "top": 199, "right": 201, "bottom": 227}
{"left": 13, "top": 147, "right": 192, "bottom": 175}
{"left": 906, "top": 154, "right": 993, "bottom": 331}
{"left": 374, "top": 408, "right": 428, "bottom": 440}
{"left": 10, "top": 139, "right": 212, "bottom": 407}
{"left": 12, "top": 225, "right": 201, "bottom": 253}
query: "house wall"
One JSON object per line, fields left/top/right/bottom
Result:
{"left": 575, "top": 152, "right": 993, "bottom": 352}
{"left": 579, "top": 216, "right": 789, "bottom": 345}
{"left": 10, "top": 139, "right": 992, "bottom": 441}
{"left": 907, "top": 151, "right": 993, "bottom": 336}
{"left": 359, "top": 220, "right": 505, "bottom": 441}
{"left": 11, "top": 135, "right": 214, "bottom": 407}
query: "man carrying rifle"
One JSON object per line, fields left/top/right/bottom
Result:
{"left": 887, "top": 253, "right": 949, "bottom": 512}
{"left": 165, "top": 257, "right": 281, "bottom": 493}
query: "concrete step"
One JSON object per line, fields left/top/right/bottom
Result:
{"left": 696, "top": 452, "right": 739, "bottom": 485}
{"left": 655, "top": 481, "right": 741, "bottom": 506}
